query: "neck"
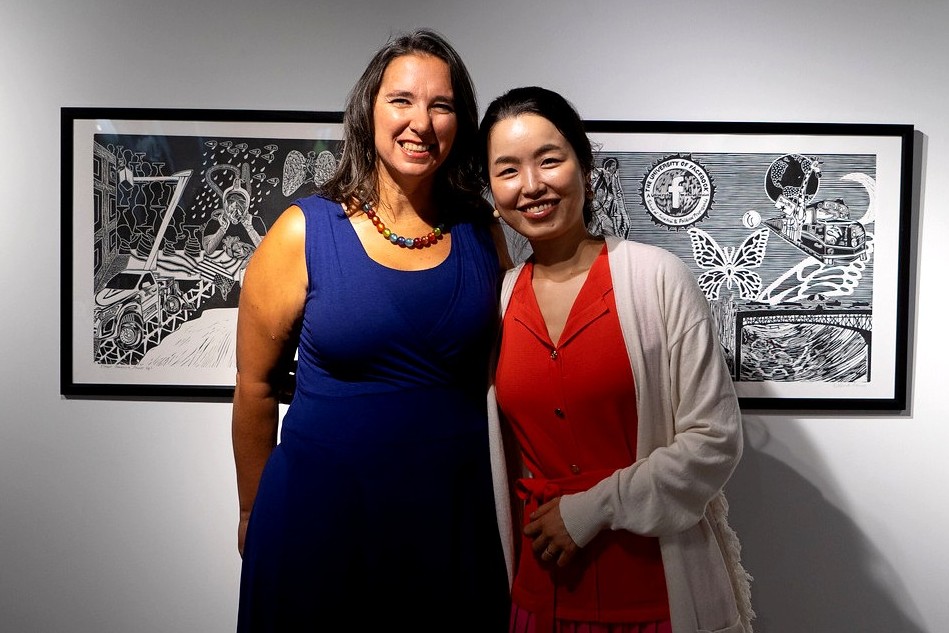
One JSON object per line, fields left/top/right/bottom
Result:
{"left": 375, "top": 163, "right": 438, "bottom": 223}
{"left": 530, "top": 231, "right": 604, "bottom": 281}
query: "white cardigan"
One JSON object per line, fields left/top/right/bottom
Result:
{"left": 487, "top": 236, "right": 754, "bottom": 633}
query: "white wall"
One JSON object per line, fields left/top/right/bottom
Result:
{"left": 1, "top": 1, "right": 946, "bottom": 631}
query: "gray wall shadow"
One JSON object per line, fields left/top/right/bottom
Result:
{"left": 725, "top": 419, "right": 926, "bottom": 633}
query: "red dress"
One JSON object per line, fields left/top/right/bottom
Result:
{"left": 496, "top": 245, "right": 670, "bottom": 627}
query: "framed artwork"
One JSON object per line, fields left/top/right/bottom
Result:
{"left": 504, "top": 121, "right": 914, "bottom": 411}
{"left": 62, "top": 107, "right": 343, "bottom": 398}
{"left": 63, "top": 110, "right": 914, "bottom": 409}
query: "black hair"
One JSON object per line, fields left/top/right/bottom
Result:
{"left": 479, "top": 86, "right": 594, "bottom": 223}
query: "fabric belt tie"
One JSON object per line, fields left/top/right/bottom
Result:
{"left": 514, "top": 470, "right": 613, "bottom": 632}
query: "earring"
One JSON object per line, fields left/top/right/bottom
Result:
{"left": 492, "top": 208, "right": 501, "bottom": 218}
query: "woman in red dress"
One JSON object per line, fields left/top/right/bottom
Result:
{"left": 479, "top": 86, "right": 755, "bottom": 633}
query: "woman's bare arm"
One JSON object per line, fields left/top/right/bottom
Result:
{"left": 231, "top": 205, "right": 308, "bottom": 555}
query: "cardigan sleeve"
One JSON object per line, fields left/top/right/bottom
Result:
{"left": 559, "top": 239, "right": 743, "bottom": 546}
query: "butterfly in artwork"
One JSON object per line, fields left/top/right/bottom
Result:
{"left": 687, "top": 227, "right": 769, "bottom": 300}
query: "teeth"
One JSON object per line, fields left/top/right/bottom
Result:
{"left": 523, "top": 202, "right": 553, "bottom": 214}
{"left": 402, "top": 141, "right": 430, "bottom": 152}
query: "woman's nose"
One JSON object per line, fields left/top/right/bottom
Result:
{"left": 410, "top": 107, "right": 433, "bottom": 135}
{"left": 522, "top": 168, "right": 545, "bottom": 196}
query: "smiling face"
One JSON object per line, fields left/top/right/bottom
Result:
{"left": 487, "top": 113, "right": 588, "bottom": 245}
{"left": 372, "top": 53, "right": 457, "bottom": 192}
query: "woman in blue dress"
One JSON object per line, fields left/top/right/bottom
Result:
{"left": 233, "top": 29, "right": 511, "bottom": 631}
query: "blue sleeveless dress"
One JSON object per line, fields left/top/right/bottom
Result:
{"left": 237, "top": 195, "right": 510, "bottom": 631}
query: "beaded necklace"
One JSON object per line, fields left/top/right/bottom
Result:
{"left": 362, "top": 201, "right": 445, "bottom": 249}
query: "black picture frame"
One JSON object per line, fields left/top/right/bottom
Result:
{"left": 61, "top": 107, "right": 343, "bottom": 398}
{"left": 561, "top": 120, "right": 914, "bottom": 411}
{"left": 63, "top": 111, "right": 915, "bottom": 409}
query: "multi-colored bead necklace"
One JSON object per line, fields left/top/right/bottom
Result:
{"left": 362, "top": 201, "right": 445, "bottom": 249}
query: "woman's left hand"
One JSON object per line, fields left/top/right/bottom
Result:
{"left": 524, "top": 496, "right": 579, "bottom": 567}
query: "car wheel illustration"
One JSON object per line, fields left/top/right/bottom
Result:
{"left": 164, "top": 294, "right": 183, "bottom": 315}
{"left": 117, "top": 312, "right": 144, "bottom": 350}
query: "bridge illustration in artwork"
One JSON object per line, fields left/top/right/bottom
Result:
{"left": 716, "top": 302, "right": 873, "bottom": 383}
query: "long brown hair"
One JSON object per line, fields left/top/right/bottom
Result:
{"left": 321, "top": 28, "right": 483, "bottom": 213}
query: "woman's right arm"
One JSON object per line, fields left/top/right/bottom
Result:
{"left": 232, "top": 205, "right": 308, "bottom": 556}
